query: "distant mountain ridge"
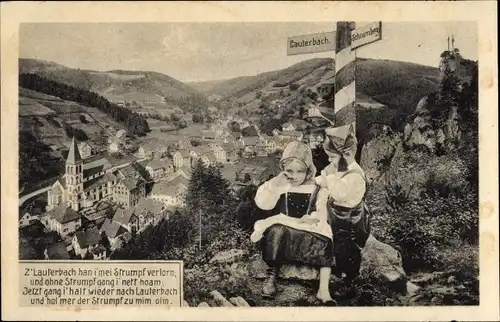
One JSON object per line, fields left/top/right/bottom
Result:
{"left": 192, "top": 57, "right": 441, "bottom": 111}
{"left": 19, "top": 58, "right": 205, "bottom": 112}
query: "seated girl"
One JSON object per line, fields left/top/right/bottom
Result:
{"left": 251, "top": 141, "right": 335, "bottom": 303}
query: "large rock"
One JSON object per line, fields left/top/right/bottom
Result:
{"left": 359, "top": 132, "right": 401, "bottom": 183}
{"left": 209, "top": 249, "right": 247, "bottom": 264}
{"left": 210, "top": 290, "right": 234, "bottom": 307}
{"left": 249, "top": 255, "right": 319, "bottom": 281}
{"left": 360, "top": 235, "right": 407, "bottom": 293}
{"left": 229, "top": 296, "right": 250, "bottom": 307}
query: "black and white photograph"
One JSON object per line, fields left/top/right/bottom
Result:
{"left": 13, "top": 17, "right": 483, "bottom": 309}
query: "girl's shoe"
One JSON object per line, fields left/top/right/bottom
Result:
{"left": 262, "top": 269, "right": 278, "bottom": 298}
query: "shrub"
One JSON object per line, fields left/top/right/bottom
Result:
{"left": 382, "top": 193, "right": 478, "bottom": 273}
{"left": 384, "top": 173, "right": 413, "bottom": 210}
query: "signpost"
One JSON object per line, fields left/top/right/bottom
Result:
{"left": 288, "top": 21, "right": 383, "bottom": 130}
{"left": 287, "top": 31, "right": 336, "bottom": 56}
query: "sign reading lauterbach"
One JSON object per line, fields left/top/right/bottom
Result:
{"left": 351, "top": 21, "right": 382, "bottom": 50}
{"left": 287, "top": 31, "right": 336, "bottom": 56}
{"left": 287, "top": 22, "right": 382, "bottom": 56}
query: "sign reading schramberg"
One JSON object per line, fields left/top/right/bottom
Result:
{"left": 351, "top": 21, "right": 382, "bottom": 50}
{"left": 287, "top": 31, "right": 336, "bottom": 56}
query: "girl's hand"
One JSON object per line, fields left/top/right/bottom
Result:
{"left": 300, "top": 215, "right": 319, "bottom": 224}
{"left": 270, "top": 172, "right": 291, "bottom": 190}
{"left": 322, "top": 163, "right": 338, "bottom": 176}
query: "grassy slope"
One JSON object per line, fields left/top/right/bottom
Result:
{"left": 19, "top": 86, "right": 125, "bottom": 147}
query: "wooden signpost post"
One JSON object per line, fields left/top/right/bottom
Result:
{"left": 287, "top": 21, "right": 383, "bottom": 131}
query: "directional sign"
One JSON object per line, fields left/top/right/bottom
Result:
{"left": 287, "top": 31, "right": 336, "bottom": 56}
{"left": 351, "top": 21, "right": 382, "bottom": 50}
{"left": 287, "top": 22, "right": 382, "bottom": 55}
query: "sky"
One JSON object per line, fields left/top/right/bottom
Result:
{"left": 19, "top": 22, "right": 478, "bottom": 83}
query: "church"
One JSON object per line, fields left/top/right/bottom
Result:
{"left": 47, "top": 137, "right": 147, "bottom": 213}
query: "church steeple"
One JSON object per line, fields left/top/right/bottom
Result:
{"left": 65, "top": 136, "right": 83, "bottom": 211}
{"left": 66, "top": 136, "right": 82, "bottom": 165}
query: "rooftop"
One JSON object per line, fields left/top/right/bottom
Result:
{"left": 99, "top": 218, "right": 128, "bottom": 239}
{"left": 134, "top": 197, "right": 165, "bottom": 216}
{"left": 45, "top": 242, "right": 70, "bottom": 260}
{"left": 147, "top": 159, "right": 172, "bottom": 170}
{"left": 74, "top": 228, "right": 101, "bottom": 249}
{"left": 191, "top": 146, "right": 213, "bottom": 156}
{"left": 112, "top": 207, "right": 138, "bottom": 226}
{"left": 47, "top": 204, "right": 80, "bottom": 224}
{"left": 151, "top": 181, "right": 186, "bottom": 196}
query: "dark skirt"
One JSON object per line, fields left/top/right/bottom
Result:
{"left": 260, "top": 224, "right": 335, "bottom": 267}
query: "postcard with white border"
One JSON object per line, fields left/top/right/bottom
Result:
{"left": 1, "top": 1, "right": 498, "bottom": 321}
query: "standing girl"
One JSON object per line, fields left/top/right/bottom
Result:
{"left": 251, "top": 141, "right": 335, "bottom": 303}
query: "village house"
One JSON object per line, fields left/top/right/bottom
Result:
{"left": 255, "top": 140, "right": 268, "bottom": 156}
{"left": 137, "top": 140, "right": 168, "bottom": 159}
{"left": 260, "top": 135, "right": 279, "bottom": 153}
{"left": 282, "top": 123, "right": 296, "bottom": 132}
{"left": 111, "top": 197, "right": 167, "bottom": 235}
{"left": 112, "top": 206, "right": 140, "bottom": 235}
{"left": 172, "top": 150, "right": 191, "bottom": 169}
{"left": 19, "top": 212, "right": 40, "bottom": 228}
{"left": 44, "top": 242, "right": 71, "bottom": 260}
{"left": 212, "top": 145, "right": 227, "bottom": 164}
{"left": 108, "top": 140, "right": 123, "bottom": 154}
{"left": 144, "top": 159, "right": 174, "bottom": 182}
{"left": 235, "top": 165, "right": 270, "bottom": 186}
{"left": 202, "top": 130, "right": 218, "bottom": 141}
{"left": 113, "top": 177, "right": 146, "bottom": 209}
{"left": 72, "top": 227, "right": 105, "bottom": 259}
{"left": 63, "top": 140, "right": 94, "bottom": 159}
{"left": 190, "top": 146, "right": 213, "bottom": 167}
{"left": 131, "top": 198, "right": 167, "bottom": 232}
{"left": 308, "top": 106, "right": 323, "bottom": 118}
{"left": 99, "top": 218, "right": 129, "bottom": 251}
{"left": 202, "top": 152, "right": 217, "bottom": 167}
{"left": 279, "top": 130, "right": 303, "bottom": 141}
{"left": 305, "top": 132, "right": 325, "bottom": 148}
{"left": 43, "top": 203, "right": 81, "bottom": 237}
{"left": 149, "top": 180, "right": 188, "bottom": 208}
{"left": 222, "top": 142, "right": 241, "bottom": 158}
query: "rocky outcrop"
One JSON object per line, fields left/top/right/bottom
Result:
{"left": 402, "top": 95, "right": 462, "bottom": 154}
{"left": 360, "top": 131, "right": 401, "bottom": 183}
{"left": 209, "top": 249, "right": 247, "bottom": 264}
{"left": 248, "top": 235, "right": 408, "bottom": 294}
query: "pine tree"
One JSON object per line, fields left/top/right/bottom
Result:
{"left": 184, "top": 159, "right": 208, "bottom": 215}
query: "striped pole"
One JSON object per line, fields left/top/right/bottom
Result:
{"left": 334, "top": 21, "right": 356, "bottom": 128}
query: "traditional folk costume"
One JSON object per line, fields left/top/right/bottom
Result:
{"left": 252, "top": 141, "right": 334, "bottom": 296}
{"left": 318, "top": 124, "right": 371, "bottom": 279}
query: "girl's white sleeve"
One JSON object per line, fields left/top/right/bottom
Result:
{"left": 310, "top": 188, "right": 329, "bottom": 223}
{"left": 325, "top": 173, "right": 366, "bottom": 208}
{"left": 254, "top": 180, "right": 284, "bottom": 210}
